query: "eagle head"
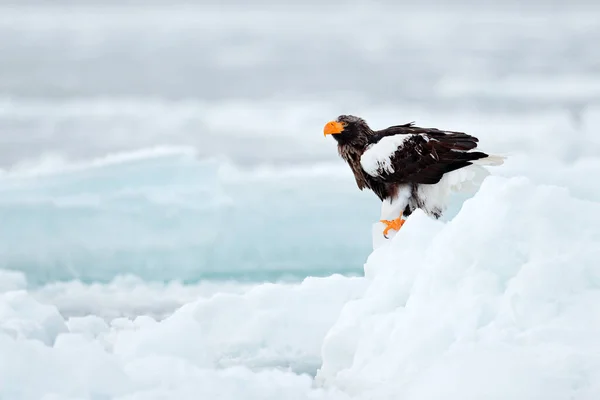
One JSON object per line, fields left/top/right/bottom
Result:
{"left": 323, "top": 115, "right": 371, "bottom": 147}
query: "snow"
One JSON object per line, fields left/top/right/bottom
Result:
{"left": 0, "top": 274, "right": 365, "bottom": 399}
{"left": 0, "top": 148, "right": 374, "bottom": 285}
{"left": 360, "top": 134, "right": 412, "bottom": 176}
{"left": 315, "top": 176, "right": 600, "bottom": 399}
{"left": 2, "top": 3, "right": 600, "bottom": 399}
{"left": 0, "top": 269, "right": 27, "bottom": 293}
{"left": 0, "top": 290, "right": 67, "bottom": 346}
{"left": 32, "top": 275, "right": 257, "bottom": 320}
{"left": 3, "top": 174, "right": 600, "bottom": 399}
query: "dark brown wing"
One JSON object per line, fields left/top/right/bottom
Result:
{"left": 360, "top": 125, "right": 489, "bottom": 185}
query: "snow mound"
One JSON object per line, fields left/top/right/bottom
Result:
{"left": 107, "top": 274, "right": 367, "bottom": 374}
{"left": 2, "top": 174, "right": 600, "bottom": 399}
{"left": 0, "top": 290, "right": 67, "bottom": 346}
{"left": 0, "top": 275, "right": 364, "bottom": 399}
{"left": 316, "top": 176, "right": 600, "bottom": 399}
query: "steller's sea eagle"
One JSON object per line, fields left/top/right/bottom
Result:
{"left": 323, "top": 114, "right": 504, "bottom": 238}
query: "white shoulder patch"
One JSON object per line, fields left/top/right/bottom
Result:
{"left": 360, "top": 134, "right": 413, "bottom": 177}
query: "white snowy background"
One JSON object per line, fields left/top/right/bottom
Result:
{"left": 1, "top": 1, "right": 600, "bottom": 399}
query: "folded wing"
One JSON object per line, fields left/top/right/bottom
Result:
{"left": 359, "top": 125, "right": 490, "bottom": 185}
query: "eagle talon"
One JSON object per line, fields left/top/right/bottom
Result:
{"left": 380, "top": 217, "right": 405, "bottom": 238}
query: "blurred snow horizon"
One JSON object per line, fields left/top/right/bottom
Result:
{"left": 2, "top": 2, "right": 598, "bottom": 167}
{"left": 1, "top": 2, "right": 600, "bottom": 399}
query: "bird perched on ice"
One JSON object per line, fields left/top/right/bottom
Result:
{"left": 323, "top": 115, "right": 504, "bottom": 238}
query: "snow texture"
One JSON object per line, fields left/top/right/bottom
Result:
{"left": 3, "top": 175, "right": 600, "bottom": 399}
{"left": 316, "top": 176, "right": 600, "bottom": 399}
{"left": 360, "top": 134, "right": 412, "bottom": 177}
{"left": 0, "top": 275, "right": 366, "bottom": 399}
{"left": 2, "top": 3, "right": 600, "bottom": 399}
{"left": 0, "top": 147, "right": 376, "bottom": 285}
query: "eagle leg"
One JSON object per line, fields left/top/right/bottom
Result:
{"left": 380, "top": 216, "right": 405, "bottom": 238}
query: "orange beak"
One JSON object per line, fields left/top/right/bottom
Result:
{"left": 323, "top": 121, "right": 345, "bottom": 136}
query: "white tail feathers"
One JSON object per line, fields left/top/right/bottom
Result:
{"left": 473, "top": 154, "right": 506, "bottom": 166}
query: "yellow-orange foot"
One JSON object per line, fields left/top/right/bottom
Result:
{"left": 380, "top": 217, "right": 405, "bottom": 238}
